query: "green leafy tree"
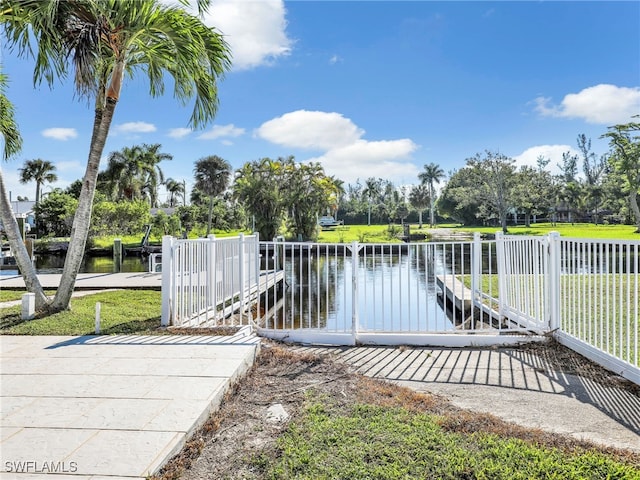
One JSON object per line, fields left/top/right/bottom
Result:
{"left": 2, "top": 0, "right": 231, "bottom": 312}
{"left": 0, "top": 70, "right": 49, "bottom": 309}
{"left": 601, "top": 119, "right": 640, "bottom": 232}
{"left": 193, "top": 155, "right": 231, "bottom": 236}
{"left": 33, "top": 190, "right": 78, "bottom": 237}
{"left": 418, "top": 162, "right": 445, "bottom": 227}
{"left": 512, "top": 166, "right": 556, "bottom": 227}
{"left": 233, "top": 158, "right": 287, "bottom": 241}
{"left": 466, "top": 151, "right": 516, "bottom": 233}
{"left": 283, "top": 159, "right": 337, "bottom": 240}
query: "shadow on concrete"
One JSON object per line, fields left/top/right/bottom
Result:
{"left": 296, "top": 344, "right": 640, "bottom": 437}
{"left": 44, "top": 330, "right": 260, "bottom": 349}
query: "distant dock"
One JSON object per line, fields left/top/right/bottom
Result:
{"left": 0, "top": 272, "right": 163, "bottom": 290}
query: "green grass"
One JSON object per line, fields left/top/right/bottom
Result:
{"left": 435, "top": 222, "right": 640, "bottom": 240}
{"left": 0, "top": 290, "right": 161, "bottom": 335}
{"left": 460, "top": 274, "right": 639, "bottom": 366}
{"left": 255, "top": 396, "right": 639, "bottom": 479}
{"left": 0, "top": 290, "right": 57, "bottom": 303}
{"left": 317, "top": 225, "right": 404, "bottom": 243}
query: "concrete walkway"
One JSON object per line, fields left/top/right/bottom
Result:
{"left": 293, "top": 345, "right": 640, "bottom": 453}
{"left": 0, "top": 332, "right": 259, "bottom": 479}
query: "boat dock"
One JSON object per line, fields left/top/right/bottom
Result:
{"left": 0, "top": 270, "right": 284, "bottom": 292}
{"left": 436, "top": 275, "right": 502, "bottom": 328}
{"left": 0, "top": 272, "right": 163, "bottom": 290}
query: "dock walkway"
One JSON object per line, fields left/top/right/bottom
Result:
{"left": 0, "top": 272, "right": 163, "bottom": 290}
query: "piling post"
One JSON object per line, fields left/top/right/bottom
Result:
{"left": 113, "top": 238, "right": 122, "bottom": 273}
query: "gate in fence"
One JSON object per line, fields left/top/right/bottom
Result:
{"left": 159, "top": 232, "right": 639, "bottom": 384}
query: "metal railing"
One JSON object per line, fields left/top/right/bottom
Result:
{"left": 554, "top": 237, "right": 639, "bottom": 383}
{"left": 160, "top": 234, "right": 260, "bottom": 327}
{"left": 158, "top": 232, "right": 639, "bottom": 384}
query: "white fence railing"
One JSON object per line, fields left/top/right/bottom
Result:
{"left": 554, "top": 237, "right": 639, "bottom": 384}
{"left": 159, "top": 232, "right": 639, "bottom": 384}
{"left": 160, "top": 234, "right": 259, "bottom": 327}
{"left": 256, "top": 235, "right": 536, "bottom": 347}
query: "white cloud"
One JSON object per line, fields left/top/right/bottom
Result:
{"left": 257, "top": 110, "right": 419, "bottom": 183}
{"left": 257, "top": 110, "right": 364, "bottom": 150}
{"left": 513, "top": 144, "right": 580, "bottom": 176}
{"left": 169, "top": 0, "right": 292, "bottom": 70}
{"left": 307, "top": 139, "right": 420, "bottom": 184}
{"left": 168, "top": 127, "right": 192, "bottom": 139}
{"left": 534, "top": 84, "right": 640, "bottom": 125}
{"left": 55, "top": 160, "right": 83, "bottom": 173}
{"left": 113, "top": 122, "right": 157, "bottom": 134}
{"left": 329, "top": 54, "right": 342, "bottom": 65}
{"left": 41, "top": 128, "right": 77, "bottom": 141}
{"left": 198, "top": 123, "right": 245, "bottom": 140}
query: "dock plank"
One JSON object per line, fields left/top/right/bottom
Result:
{"left": 0, "top": 272, "right": 163, "bottom": 290}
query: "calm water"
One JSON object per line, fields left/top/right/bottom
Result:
{"left": 0, "top": 254, "right": 148, "bottom": 276}
{"left": 259, "top": 244, "right": 476, "bottom": 332}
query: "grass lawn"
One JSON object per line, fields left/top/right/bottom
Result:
{"left": 432, "top": 222, "right": 640, "bottom": 240}
{"left": 0, "top": 290, "right": 162, "bottom": 335}
{"left": 256, "top": 392, "right": 639, "bottom": 479}
{"left": 460, "top": 274, "right": 639, "bottom": 367}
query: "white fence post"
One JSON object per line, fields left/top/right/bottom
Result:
{"left": 161, "top": 235, "right": 174, "bottom": 327}
{"left": 239, "top": 233, "right": 246, "bottom": 318}
{"left": 471, "top": 232, "right": 481, "bottom": 305}
{"left": 207, "top": 235, "right": 216, "bottom": 314}
{"left": 547, "top": 231, "right": 561, "bottom": 331}
{"left": 351, "top": 240, "right": 359, "bottom": 338}
{"left": 495, "top": 231, "right": 507, "bottom": 319}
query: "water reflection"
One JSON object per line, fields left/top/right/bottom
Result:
{"left": 259, "top": 243, "right": 494, "bottom": 333}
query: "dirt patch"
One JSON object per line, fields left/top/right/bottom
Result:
{"left": 152, "top": 341, "right": 640, "bottom": 480}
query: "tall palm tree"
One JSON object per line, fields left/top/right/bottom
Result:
{"left": 102, "top": 144, "right": 170, "bottom": 205}
{"left": 2, "top": 0, "right": 231, "bottom": 312}
{"left": 140, "top": 143, "right": 170, "bottom": 207}
{"left": 0, "top": 71, "right": 49, "bottom": 310}
{"left": 363, "top": 177, "right": 382, "bottom": 226}
{"left": 164, "top": 178, "right": 185, "bottom": 207}
{"left": 19, "top": 158, "right": 58, "bottom": 204}
{"left": 418, "top": 163, "right": 445, "bottom": 227}
{"left": 408, "top": 184, "right": 430, "bottom": 228}
{"left": 194, "top": 155, "right": 231, "bottom": 235}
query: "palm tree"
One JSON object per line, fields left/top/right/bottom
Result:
{"left": 0, "top": 71, "right": 49, "bottom": 310}
{"left": 408, "top": 184, "right": 430, "bottom": 228}
{"left": 165, "top": 178, "right": 185, "bottom": 207}
{"left": 19, "top": 158, "right": 58, "bottom": 204}
{"left": 363, "top": 177, "right": 382, "bottom": 226}
{"left": 194, "top": 155, "right": 231, "bottom": 235}
{"left": 102, "top": 144, "right": 170, "bottom": 205}
{"left": 418, "top": 163, "right": 445, "bottom": 227}
{"left": 2, "top": 0, "right": 231, "bottom": 312}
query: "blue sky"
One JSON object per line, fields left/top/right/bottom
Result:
{"left": 2, "top": 0, "right": 639, "bottom": 205}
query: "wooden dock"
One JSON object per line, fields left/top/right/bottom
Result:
{"left": 0, "top": 272, "right": 163, "bottom": 290}
{"left": 436, "top": 275, "right": 502, "bottom": 328}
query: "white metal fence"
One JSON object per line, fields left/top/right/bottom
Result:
{"left": 554, "top": 237, "right": 638, "bottom": 384}
{"left": 159, "top": 232, "right": 639, "bottom": 384}
{"left": 160, "top": 234, "right": 259, "bottom": 327}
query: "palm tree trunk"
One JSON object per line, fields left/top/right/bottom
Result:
{"left": 629, "top": 190, "right": 640, "bottom": 233}
{"left": 50, "top": 100, "right": 115, "bottom": 312}
{"left": 418, "top": 211, "right": 423, "bottom": 229}
{"left": 0, "top": 171, "right": 50, "bottom": 310}
{"left": 429, "top": 184, "right": 435, "bottom": 228}
{"left": 206, "top": 195, "right": 213, "bottom": 236}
